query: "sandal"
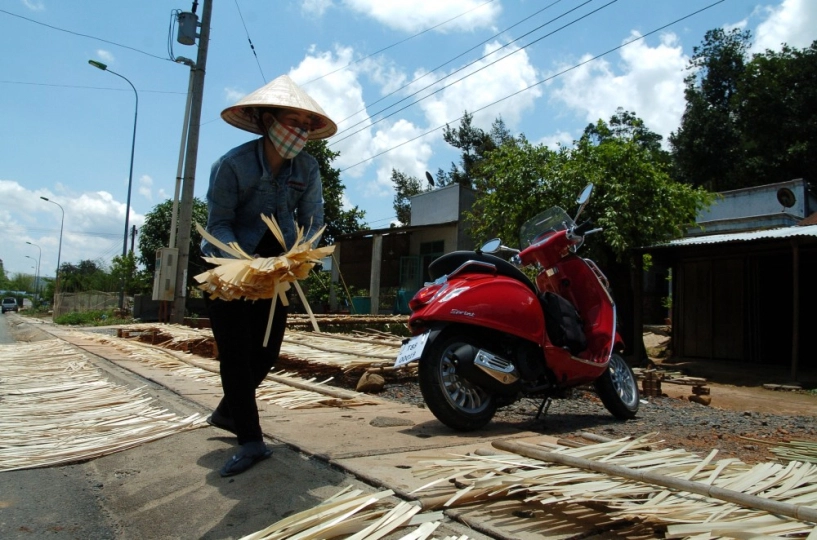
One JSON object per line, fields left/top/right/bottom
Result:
{"left": 219, "top": 443, "right": 272, "bottom": 477}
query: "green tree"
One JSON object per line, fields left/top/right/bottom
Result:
{"left": 8, "top": 272, "right": 34, "bottom": 293}
{"left": 670, "top": 28, "right": 750, "bottom": 191}
{"left": 441, "top": 111, "right": 514, "bottom": 188}
{"left": 0, "top": 263, "right": 9, "bottom": 291}
{"left": 110, "top": 251, "right": 148, "bottom": 297}
{"left": 137, "top": 198, "right": 208, "bottom": 291}
{"left": 306, "top": 140, "right": 365, "bottom": 244}
{"left": 391, "top": 169, "right": 427, "bottom": 226}
{"left": 736, "top": 42, "right": 817, "bottom": 191}
{"left": 57, "top": 260, "right": 115, "bottom": 292}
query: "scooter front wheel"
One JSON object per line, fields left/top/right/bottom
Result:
{"left": 594, "top": 353, "right": 639, "bottom": 419}
{"left": 418, "top": 330, "right": 497, "bottom": 431}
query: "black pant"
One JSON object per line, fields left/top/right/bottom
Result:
{"left": 206, "top": 295, "right": 288, "bottom": 444}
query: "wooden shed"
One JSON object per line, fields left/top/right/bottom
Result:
{"left": 637, "top": 223, "right": 817, "bottom": 380}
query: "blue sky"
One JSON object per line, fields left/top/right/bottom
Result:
{"left": 1, "top": 0, "right": 815, "bottom": 279}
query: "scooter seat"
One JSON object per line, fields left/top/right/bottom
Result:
{"left": 428, "top": 251, "right": 536, "bottom": 293}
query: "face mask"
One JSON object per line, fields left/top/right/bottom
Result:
{"left": 267, "top": 116, "right": 308, "bottom": 159}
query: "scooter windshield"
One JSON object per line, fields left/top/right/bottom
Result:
{"left": 519, "top": 206, "right": 575, "bottom": 247}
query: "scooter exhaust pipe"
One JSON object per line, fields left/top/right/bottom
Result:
{"left": 474, "top": 349, "right": 520, "bottom": 385}
{"left": 450, "top": 344, "right": 520, "bottom": 394}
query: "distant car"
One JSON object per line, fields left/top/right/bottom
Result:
{"left": 2, "top": 298, "right": 18, "bottom": 313}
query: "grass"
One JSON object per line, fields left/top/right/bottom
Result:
{"left": 54, "top": 309, "right": 133, "bottom": 326}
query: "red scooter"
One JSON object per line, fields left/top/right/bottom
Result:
{"left": 395, "top": 184, "right": 639, "bottom": 431}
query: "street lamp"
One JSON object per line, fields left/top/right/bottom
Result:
{"left": 26, "top": 241, "right": 41, "bottom": 305}
{"left": 88, "top": 59, "right": 138, "bottom": 311}
{"left": 39, "top": 197, "right": 64, "bottom": 299}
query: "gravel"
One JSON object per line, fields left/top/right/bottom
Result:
{"left": 377, "top": 380, "right": 817, "bottom": 464}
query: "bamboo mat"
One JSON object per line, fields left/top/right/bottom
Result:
{"left": 64, "top": 329, "right": 380, "bottom": 409}
{"left": 0, "top": 339, "right": 207, "bottom": 472}
{"left": 117, "top": 323, "right": 409, "bottom": 373}
{"left": 241, "top": 486, "right": 468, "bottom": 540}
{"left": 408, "top": 434, "right": 817, "bottom": 539}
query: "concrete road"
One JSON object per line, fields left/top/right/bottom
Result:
{"left": 0, "top": 314, "right": 498, "bottom": 540}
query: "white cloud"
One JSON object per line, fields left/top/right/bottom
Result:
{"left": 0, "top": 180, "right": 143, "bottom": 275}
{"left": 548, "top": 32, "right": 688, "bottom": 143}
{"left": 138, "top": 175, "right": 153, "bottom": 200}
{"left": 751, "top": 0, "right": 817, "bottom": 53}
{"left": 223, "top": 87, "right": 246, "bottom": 104}
{"left": 302, "top": 0, "right": 334, "bottom": 17}
{"left": 95, "top": 49, "right": 115, "bottom": 64}
{"left": 416, "top": 41, "right": 542, "bottom": 130}
{"left": 369, "top": 119, "right": 434, "bottom": 196}
{"left": 536, "top": 130, "right": 575, "bottom": 150}
{"left": 21, "top": 0, "right": 45, "bottom": 11}
{"left": 341, "top": 0, "right": 500, "bottom": 33}
{"left": 290, "top": 45, "right": 373, "bottom": 177}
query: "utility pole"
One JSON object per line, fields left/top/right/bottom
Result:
{"left": 172, "top": 0, "right": 212, "bottom": 323}
{"left": 130, "top": 225, "right": 137, "bottom": 253}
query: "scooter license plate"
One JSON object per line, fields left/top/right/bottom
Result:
{"left": 395, "top": 332, "right": 429, "bottom": 368}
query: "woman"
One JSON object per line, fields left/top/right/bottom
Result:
{"left": 201, "top": 74, "right": 336, "bottom": 477}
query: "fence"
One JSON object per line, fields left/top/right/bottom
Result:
{"left": 54, "top": 291, "right": 120, "bottom": 319}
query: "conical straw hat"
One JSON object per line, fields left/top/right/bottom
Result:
{"left": 221, "top": 74, "right": 337, "bottom": 140}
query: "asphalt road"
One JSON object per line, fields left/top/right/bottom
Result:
{"left": 0, "top": 315, "right": 368, "bottom": 539}
{"left": 0, "top": 315, "right": 487, "bottom": 540}
{"left": 0, "top": 313, "right": 120, "bottom": 538}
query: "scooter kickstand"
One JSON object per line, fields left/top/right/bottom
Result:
{"left": 535, "top": 397, "right": 552, "bottom": 420}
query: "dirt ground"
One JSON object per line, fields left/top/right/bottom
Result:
{"left": 643, "top": 331, "right": 817, "bottom": 416}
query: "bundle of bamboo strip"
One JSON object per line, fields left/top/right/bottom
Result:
{"left": 195, "top": 215, "right": 334, "bottom": 344}
{"left": 769, "top": 440, "right": 817, "bottom": 465}
{"left": 241, "top": 486, "right": 467, "bottom": 540}
{"left": 0, "top": 340, "right": 206, "bottom": 472}
{"left": 409, "top": 435, "right": 817, "bottom": 539}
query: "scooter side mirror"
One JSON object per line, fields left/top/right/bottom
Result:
{"left": 574, "top": 183, "right": 594, "bottom": 222}
{"left": 577, "top": 183, "right": 594, "bottom": 205}
{"left": 480, "top": 238, "right": 502, "bottom": 253}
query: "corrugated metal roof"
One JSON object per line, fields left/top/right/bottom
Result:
{"left": 653, "top": 224, "right": 817, "bottom": 248}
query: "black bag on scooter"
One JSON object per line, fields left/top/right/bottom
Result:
{"left": 541, "top": 292, "right": 587, "bottom": 355}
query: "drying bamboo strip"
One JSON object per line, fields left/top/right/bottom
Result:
{"left": 66, "top": 329, "right": 378, "bottom": 408}
{"left": 0, "top": 339, "right": 207, "bottom": 472}
{"left": 494, "top": 439, "right": 817, "bottom": 523}
{"left": 117, "top": 323, "right": 409, "bottom": 373}
{"left": 240, "top": 487, "right": 465, "bottom": 540}
{"left": 409, "top": 435, "right": 817, "bottom": 539}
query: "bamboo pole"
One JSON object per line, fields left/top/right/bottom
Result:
{"left": 492, "top": 440, "right": 817, "bottom": 523}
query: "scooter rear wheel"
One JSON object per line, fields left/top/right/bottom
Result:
{"left": 419, "top": 330, "right": 497, "bottom": 431}
{"left": 594, "top": 353, "right": 639, "bottom": 419}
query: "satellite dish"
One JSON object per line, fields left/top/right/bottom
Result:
{"left": 425, "top": 171, "right": 435, "bottom": 187}
{"left": 777, "top": 187, "right": 796, "bottom": 208}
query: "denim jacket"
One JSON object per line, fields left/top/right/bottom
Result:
{"left": 201, "top": 137, "right": 324, "bottom": 258}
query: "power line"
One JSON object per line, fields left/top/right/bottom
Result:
{"left": 334, "top": 0, "right": 568, "bottom": 127}
{"left": 0, "top": 80, "right": 186, "bottom": 95}
{"left": 0, "top": 8, "right": 171, "bottom": 62}
{"left": 302, "top": 0, "right": 499, "bottom": 86}
{"left": 196, "top": 0, "right": 503, "bottom": 129}
{"left": 233, "top": 0, "right": 266, "bottom": 83}
{"left": 332, "top": 0, "right": 602, "bottom": 144}
{"left": 331, "top": 0, "right": 612, "bottom": 146}
{"left": 339, "top": 0, "right": 727, "bottom": 173}
{"left": 0, "top": 225, "right": 122, "bottom": 239}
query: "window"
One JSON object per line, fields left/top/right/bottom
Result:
{"left": 420, "top": 240, "right": 445, "bottom": 283}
